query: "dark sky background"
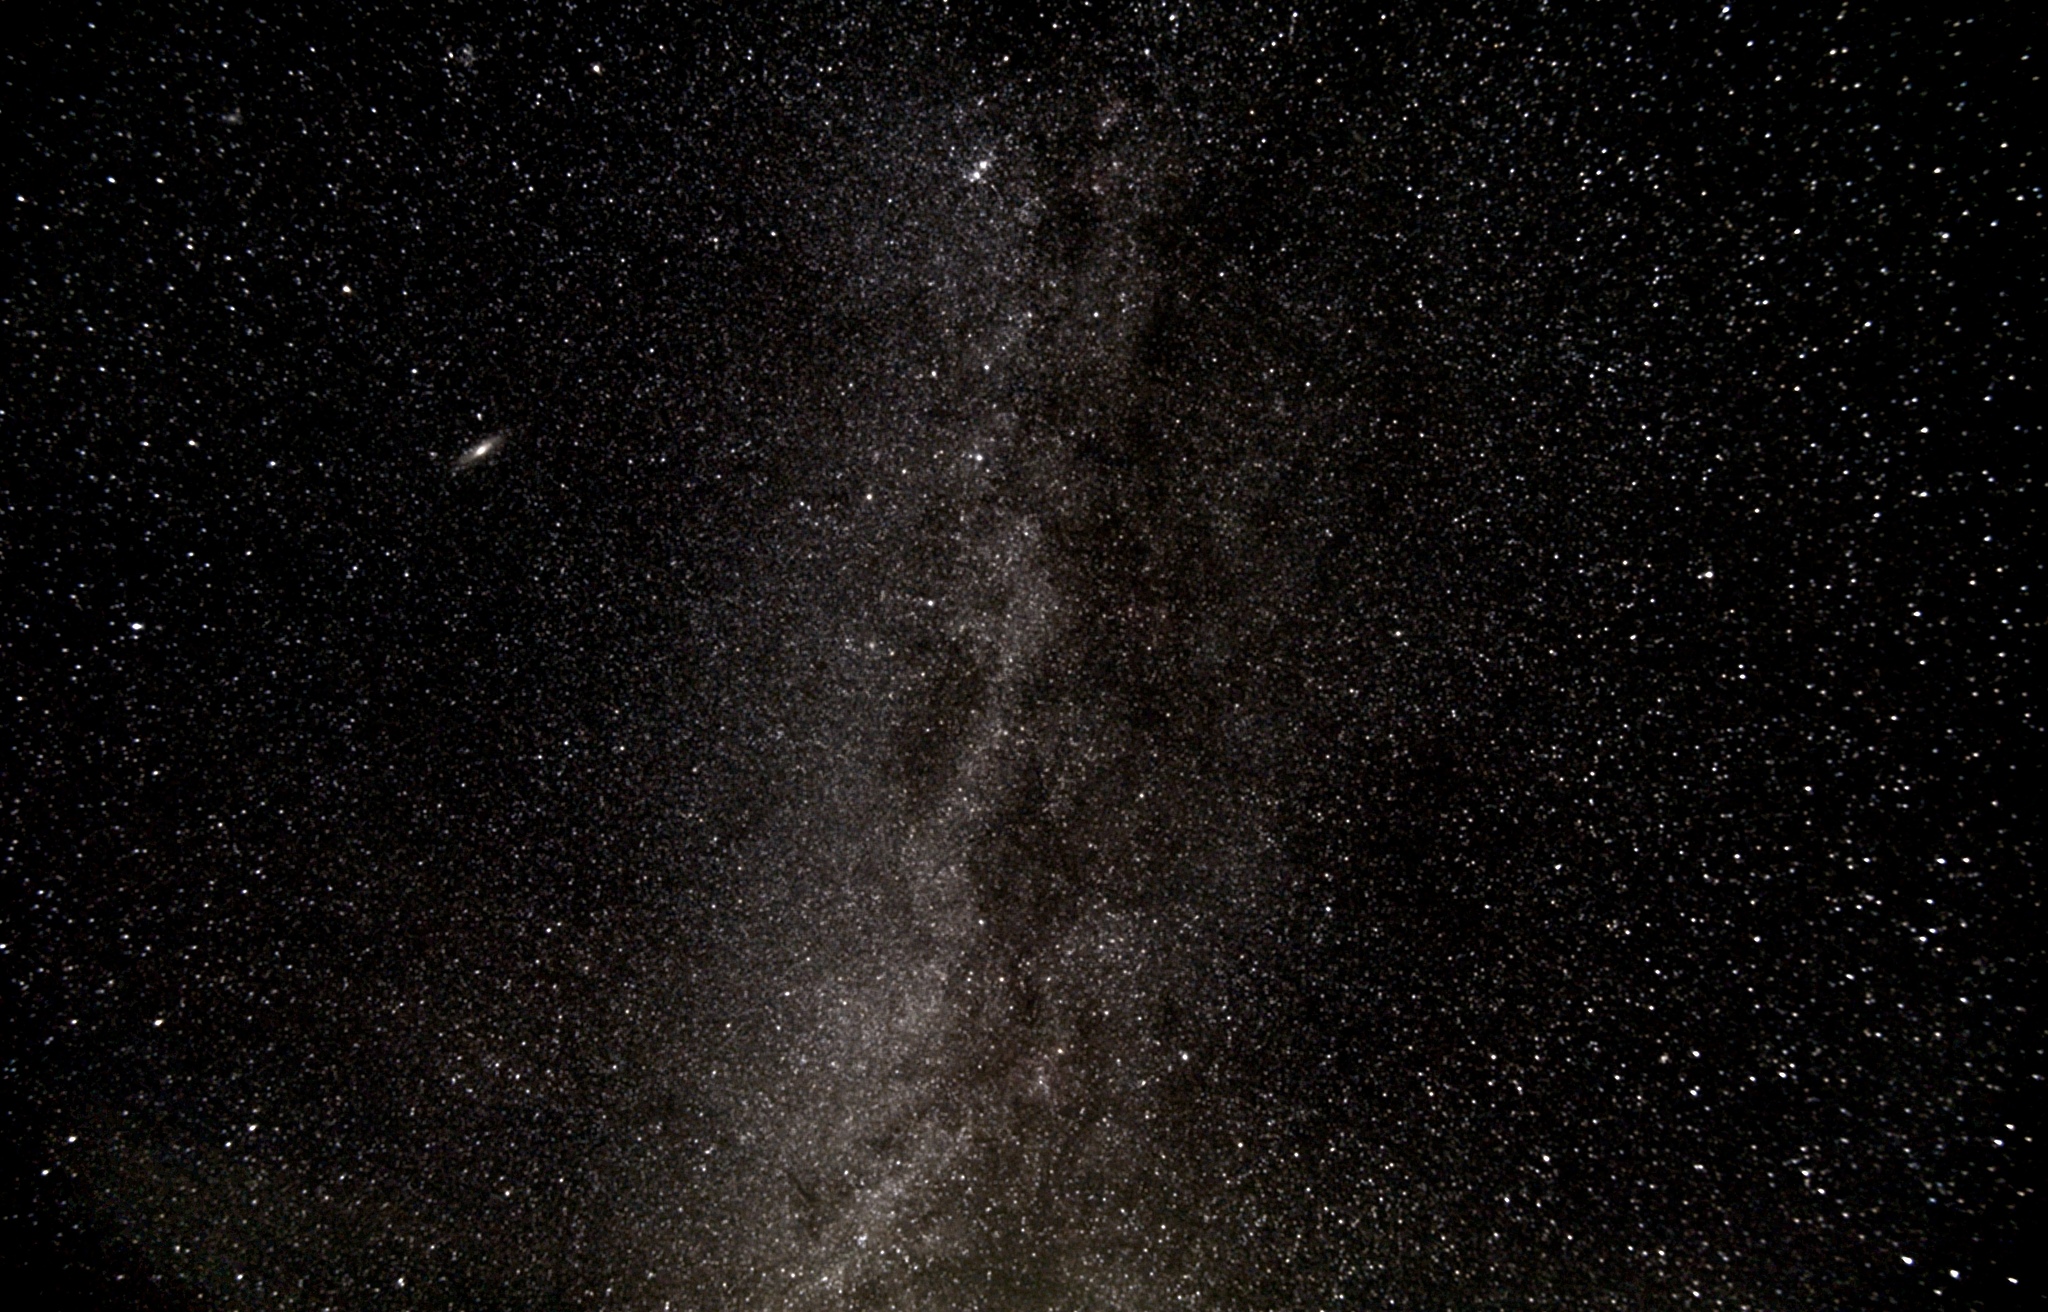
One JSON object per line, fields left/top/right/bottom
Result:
{"left": 4, "top": 3, "right": 2035, "bottom": 1309}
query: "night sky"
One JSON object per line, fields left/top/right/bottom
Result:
{"left": 5, "top": 4, "right": 2035, "bottom": 1309}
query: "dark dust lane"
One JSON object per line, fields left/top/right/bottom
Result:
{"left": 602, "top": 84, "right": 1313, "bottom": 1308}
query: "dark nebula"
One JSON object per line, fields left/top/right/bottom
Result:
{"left": 5, "top": 4, "right": 2033, "bottom": 1309}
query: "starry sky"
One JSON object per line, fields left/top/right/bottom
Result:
{"left": 4, "top": 4, "right": 2035, "bottom": 1309}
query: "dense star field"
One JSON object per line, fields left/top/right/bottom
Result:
{"left": 4, "top": 4, "right": 2035, "bottom": 1309}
